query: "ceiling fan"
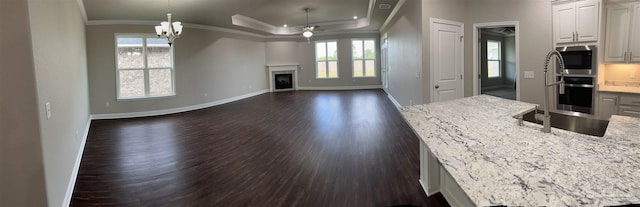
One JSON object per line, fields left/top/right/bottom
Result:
{"left": 300, "top": 8, "right": 320, "bottom": 39}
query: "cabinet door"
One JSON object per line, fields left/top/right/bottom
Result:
{"left": 630, "top": 4, "right": 640, "bottom": 62}
{"left": 554, "top": 3, "right": 577, "bottom": 44}
{"left": 604, "top": 5, "right": 631, "bottom": 62}
{"left": 598, "top": 94, "right": 618, "bottom": 119}
{"left": 575, "top": 1, "right": 600, "bottom": 42}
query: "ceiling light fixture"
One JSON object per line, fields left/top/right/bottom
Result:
{"left": 353, "top": 16, "right": 358, "bottom": 19}
{"left": 302, "top": 8, "right": 313, "bottom": 39}
{"left": 284, "top": 24, "right": 288, "bottom": 27}
{"left": 154, "top": 0, "right": 183, "bottom": 46}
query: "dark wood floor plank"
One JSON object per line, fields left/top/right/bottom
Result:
{"left": 71, "top": 89, "right": 449, "bottom": 207}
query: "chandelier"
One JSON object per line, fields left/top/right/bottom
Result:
{"left": 154, "top": 0, "right": 182, "bottom": 46}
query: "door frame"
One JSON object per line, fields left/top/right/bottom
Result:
{"left": 472, "top": 21, "right": 520, "bottom": 100}
{"left": 429, "top": 18, "right": 464, "bottom": 103}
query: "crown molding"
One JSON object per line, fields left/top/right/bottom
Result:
{"left": 86, "top": 20, "right": 266, "bottom": 38}
{"left": 75, "top": 0, "right": 88, "bottom": 24}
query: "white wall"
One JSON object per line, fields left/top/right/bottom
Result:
{"left": 87, "top": 25, "right": 268, "bottom": 115}
{"left": 27, "top": 0, "right": 90, "bottom": 206}
{"left": 0, "top": 0, "right": 48, "bottom": 206}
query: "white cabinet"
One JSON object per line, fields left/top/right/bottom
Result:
{"left": 554, "top": 0, "right": 601, "bottom": 44}
{"left": 630, "top": 3, "right": 640, "bottom": 62}
{"left": 598, "top": 93, "right": 618, "bottom": 119}
{"left": 604, "top": 2, "right": 640, "bottom": 63}
{"left": 598, "top": 92, "right": 640, "bottom": 118}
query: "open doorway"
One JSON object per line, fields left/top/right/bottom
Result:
{"left": 473, "top": 22, "right": 519, "bottom": 100}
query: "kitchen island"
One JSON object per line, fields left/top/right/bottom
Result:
{"left": 400, "top": 95, "right": 640, "bottom": 206}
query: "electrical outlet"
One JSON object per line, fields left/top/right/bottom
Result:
{"left": 415, "top": 72, "right": 420, "bottom": 78}
{"left": 631, "top": 71, "right": 636, "bottom": 78}
{"left": 45, "top": 102, "right": 51, "bottom": 120}
{"left": 106, "top": 101, "right": 110, "bottom": 107}
{"left": 204, "top": 93, "right": 208, "bottom": 97}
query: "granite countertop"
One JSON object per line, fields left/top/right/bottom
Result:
{"left": 400, "top": 95, "right": 640, "bottom": 206}
{"left": 598, "top": 85, "right": 640, "bottom": 95}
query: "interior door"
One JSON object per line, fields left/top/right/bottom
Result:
{"left": 431, "top": 19, "right": 464, "bottom": 102}
{"left": 381, "top": 37, "right": 389, "bottom": 89}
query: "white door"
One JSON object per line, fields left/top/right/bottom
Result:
{"left": 431, "top": 19, "right": 464, "bottom": 103}
{"left": 381, "top": 37, "right": 389, "bottom": 89}
{"left": 575, "top": 1, "right": 599, "bottom": 42}
{"left": 554, "top": 3, "right": 576, "bottom": 43}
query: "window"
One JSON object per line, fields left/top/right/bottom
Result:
{"left": 116, "top": 35, "right": 174, "bottom": 99}
{"left": 352, "top": 39, "right": 376, "bottom": 77}
{"left": 316, "top": 41, "right": 338, "bottom": 78}
{"left": 487, "top": 40, "right": 501, "bottom": 78}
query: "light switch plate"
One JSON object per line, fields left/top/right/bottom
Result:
{"left": 524, "top": 71, "right": 535, "bottom": 79}
{"left": 45, "top": 102, "right": 51, "bottom": 120}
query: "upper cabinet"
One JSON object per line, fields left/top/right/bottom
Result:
{"left": 553, "top": 0, "right": 601, "bottom": 44}
{"left": 604, "top": 2, "right": 640, "bottom": 63}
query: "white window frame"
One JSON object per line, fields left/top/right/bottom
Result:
{"left": 487, "top": 40, "right": 501, "bottom": 78}
{"left": 315, "top": 40, "right": 339, "bottom": 79}
{"left": 115, "top": 34, "right": 176, "bottom": 100}
{"left": 351, "top": 39, "right": 377, "bottom": 78}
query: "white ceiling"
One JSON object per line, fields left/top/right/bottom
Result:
{"left": 82, "top": 0, "right": 399, "bottom": 35}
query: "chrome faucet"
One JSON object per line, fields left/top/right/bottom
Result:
{"left": 535, "top": 50, "right": 566, "bottom": 133}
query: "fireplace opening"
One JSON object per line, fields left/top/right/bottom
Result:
{"left": 275, "top": 74, "right": 293, "bottom": 90}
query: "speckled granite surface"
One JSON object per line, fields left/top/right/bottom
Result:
{"left": 400, "top": 95, "right": 640, "bottom": 206}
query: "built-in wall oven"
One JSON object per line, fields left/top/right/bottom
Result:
{"left": 556, "top": 45, "right": 597, "bottom": 115}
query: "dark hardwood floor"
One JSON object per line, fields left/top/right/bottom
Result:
{"left": 71, "top": 89, "right": 449, "bottom": 207}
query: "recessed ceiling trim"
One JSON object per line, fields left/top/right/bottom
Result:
{"left": 87, "top": 20, "right": 265, "bottom": 38}
{"left": 75, "top": 0, "right": 88, "bottom": 23}
{"left": 380, "top": 0, "right": 404, "bottom": 32}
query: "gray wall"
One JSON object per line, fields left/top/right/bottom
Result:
{"left": 381, "top": 0, "right": 467, "bottom": 106}
{"left": 0, "top": 0, "right": 48, "bottom": 206}
{"left": 466, "top": 0, "right": 553, "bottom": 106}
{"left": 265, "top": 34, "right": 382, "bottom": 88}
{"left": 28, "top": 0, "right": 90, "bottom": 206}
{"left": 381, "top": 0, "right": 423, "bottom": 106}
{"left": 382, "top": 0, "right": 552, "bottom": 106}
{"left": 87, "top": 25, "right": 268, "bottom": 114}
{"left": 1, "top": 0, "right": 89, "bottom": 206}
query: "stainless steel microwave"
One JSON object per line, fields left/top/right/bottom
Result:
{"left": 556, "top": 45, "right": 597, "bottom": 75}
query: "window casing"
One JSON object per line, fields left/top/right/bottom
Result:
{"left": 352, "top": 39, "right": 376, "bottom": 77}
{"left": 315, "top": 41, "right": 338, "bottom": 79}
{"left": 115, "top": 34, "right": 175, "bottom": 99}
{"left": 487, "top": 40, "right": 501, "bottom": 78}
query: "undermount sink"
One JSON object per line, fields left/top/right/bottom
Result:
{"left": 520, "top": 110, "right": 609, "bottom": 137}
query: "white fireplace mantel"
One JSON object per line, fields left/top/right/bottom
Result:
{"left": 267, "top": 64, "right": 299, "bottom": 92}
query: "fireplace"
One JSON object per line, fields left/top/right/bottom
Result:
{"left": 267, "top": 65, "right": 299, "bottom": 92}
{"left": 274, "top": 74, "right": 293, "bottom": 90}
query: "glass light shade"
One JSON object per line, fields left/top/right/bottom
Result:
{"left": 161, "top": 21, "right": 170, "bottom": 31}
{"left": 154, "top": 26, "right": 163, "bottom": 36}
{"left": 172, "top": 22, "right": 183, "bottom": 34}
{"left": 303, "top": 31, "right": 313, "bottom": 38}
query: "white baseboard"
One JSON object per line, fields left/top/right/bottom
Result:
{"left": 386, "top": 92, "right": 402, "bottom": 108}
{"left": 91, "top": 89, "right": 269, "bottom": 120}
{"left": 62, "top": 118, "right": 91, "bottom": 207}
{"left": 297, "top": 85, "right": 382, "bottom": 91}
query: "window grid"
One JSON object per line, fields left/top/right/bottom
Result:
{"left": 487, "top": 40, "right": 501, "bottom": 78}
{"left": 116, "top": 34, "right": 175, "bottom": 99}
{"left": 315, "top": 41, "right": 338, "bottom": 79}
{"left": 352, "top": 39, "right": 376, "bottom": 77}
